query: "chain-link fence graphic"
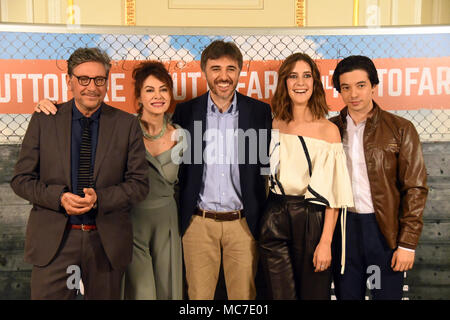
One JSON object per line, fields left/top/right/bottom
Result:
{"left": 0, "top": 28, "right": 449, "bottom": 143}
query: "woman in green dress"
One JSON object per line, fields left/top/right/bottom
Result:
{"left": 121, "top": 61, "right": 184, "bottom": 300}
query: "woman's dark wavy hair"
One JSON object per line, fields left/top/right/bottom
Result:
{"left": 132, "top": 61, "right": 174, "bottom": 114}
{"left": 271, "top": 53, "right": 328, "bottom": 122}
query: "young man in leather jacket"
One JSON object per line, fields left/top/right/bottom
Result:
{"left": 330, "top": 55, "right": 428, "bottom": 300}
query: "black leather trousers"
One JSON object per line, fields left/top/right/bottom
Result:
{"left": 259, "top": 192, "right": 331, "bottom": 300}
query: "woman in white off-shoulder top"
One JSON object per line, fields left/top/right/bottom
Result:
{"left": 259, "top": 53, "right": 354, "bottom": 300}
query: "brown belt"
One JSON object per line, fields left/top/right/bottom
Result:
{"left": 69, "top": 224, "right": 97, "bottom": 231}
{"left": 194, "top": 208, "right": 243, "bottom": 221}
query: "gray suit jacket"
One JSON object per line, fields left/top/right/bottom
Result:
{"left": 11, "top": 100, "right": 149, "bottom": 269}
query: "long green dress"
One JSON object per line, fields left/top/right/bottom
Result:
{"left": 122, "top": 123, "right": 184, "bottom": 300}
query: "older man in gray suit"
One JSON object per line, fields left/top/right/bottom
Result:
{"left": 11, "top": 47, "right": 149, "bottom": 300}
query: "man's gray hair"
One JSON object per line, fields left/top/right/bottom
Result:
{"left": 67, "top": 47, "right": 111, "bottom": 76}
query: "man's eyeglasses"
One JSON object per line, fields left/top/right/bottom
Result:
{"left": 72, "top": 74, "right": 107, "bottom": 87}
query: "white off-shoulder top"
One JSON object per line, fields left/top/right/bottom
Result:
{"left": 269, "top": 130, "right": 354, "bottom": 274}
{"left": 270, "top": 130, "right": 354, "bottom": 208}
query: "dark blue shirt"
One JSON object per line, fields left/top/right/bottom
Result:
{"left": 69, "top": 102, "right": 101, "bottom": 225}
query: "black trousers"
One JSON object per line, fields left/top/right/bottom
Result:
{"left": 31, "top": 228, "right": 124, "bottom": 300}
{"left": 259, "top": 192, "right": 331, "bottom": 300}
{"left": 332, "top": 212, "right": 404, "bottom": 300}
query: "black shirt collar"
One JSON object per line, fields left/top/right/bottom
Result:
{"left": 72, "top": 100, "right": 102, "bottom": 122}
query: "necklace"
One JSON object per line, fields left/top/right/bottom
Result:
{"left": 138, "top": 114, "right": 167, "bottom": 141}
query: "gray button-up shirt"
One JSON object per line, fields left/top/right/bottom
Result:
{"left": 197, "top": 92, "right": 243, "bottom": 212}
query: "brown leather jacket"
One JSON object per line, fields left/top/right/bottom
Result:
{"left": 330, "top": 102, "right": 428, "bottom": 250}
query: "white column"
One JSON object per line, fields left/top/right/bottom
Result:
{"left": 0, "top": 0, "right": 9, "bottom": 22}
{"left": 48, "top": 0, "right": 61, "bottom": 23}
{"left": 413, "top": 0, "right": 422, "bottom": 24}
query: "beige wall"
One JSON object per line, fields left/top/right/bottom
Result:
{"left": 1, "top": 0, "right": 32, "bottom": 23}
{"left": 0, "top": 0, "right": 449, "bottom": 26}
{"left": 0, "top": 0, "right": 296, "bottom": 27}
{"left": 307, "top": 0, "right": 354, "bottom": 27}
{"left": 1, "top": 0, "right": 68, "bottom": 24}
{"left": 422, "top": 0, "right": 450, "bottom": 24}
{"left": 70, "top": 0, "right": 122, "bottom": 25}
{"left": 136, "top": 0, "right": 295, "bottom": 27}
{"left": 308, "top": 0, "right": 450, "bottom": 27}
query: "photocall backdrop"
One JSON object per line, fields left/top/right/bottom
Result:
{"left": 0, "top": 24, "right": 449, "bottom": 300}
{"left": 0, "top": 26, "right": 449, "bottom": 143}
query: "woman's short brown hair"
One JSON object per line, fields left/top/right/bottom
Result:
{"left": 271, "top": 53, "right": 328, "bottom": 122}
{"left": 132, "top": 61, "right": 174, "bottom": 114}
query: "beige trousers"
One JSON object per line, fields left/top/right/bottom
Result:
{"left": 182, "top": 215, "right": 258, "bottom": 300}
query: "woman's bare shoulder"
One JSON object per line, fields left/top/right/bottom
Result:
{"left": 317, "top": 119, "right": 341, "bottom": 143}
